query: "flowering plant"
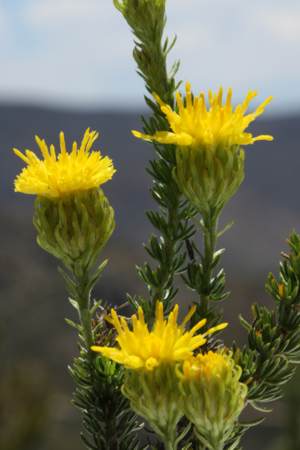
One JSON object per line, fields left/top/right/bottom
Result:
{"left": 12, "top": 1, "right": 300, "bottom": 449}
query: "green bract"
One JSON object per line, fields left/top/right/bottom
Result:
{"left": 180, "top": 353, "right": 247, "bottom": 450}
{"left": 33, "top": 188, "right": 115, "bottom": 277}
{"left": 175, "top": 145, "right": 245, "bottom": 217}
{"left": 123, "top": 365, "right": 184, "bottom": 448}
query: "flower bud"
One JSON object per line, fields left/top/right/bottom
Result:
{"left": 114, "top": 0, "right": 165, "bottom": 23}
{"left": 179, "top": 351, "right": 247, "bottom": 450}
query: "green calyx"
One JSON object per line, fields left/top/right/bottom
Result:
{"left": 174, "top": 145, "right": 245, "bottom": 217}
{"left": 33, "top": 188, "right": 115, "bottom": 276}
{"left": 122, "top": 365, "right": 183, "bottom": 448}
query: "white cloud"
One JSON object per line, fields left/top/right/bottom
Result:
{"left": 0, "top": 0, "right": 299, "bottom": 111}
{"left": 0, "top": 5, "right": 8, "bottom": 27}
{"left": 165, "top": 0, "right": 300, "bottom": 107}
{"left": 25, "top": 0, "right": 112, "bottom": 25}
{"left": 0, "top": 0, "right": 140, "bottom": 106}
{"left": 261, "top": 7, "right": 300, "bottom": 43}
{"left": 0, "top": 5, "right": 12, "bottom": 44}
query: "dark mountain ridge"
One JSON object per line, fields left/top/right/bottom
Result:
{"left": 0, "top": 104, "right": 299, "bottom": 450}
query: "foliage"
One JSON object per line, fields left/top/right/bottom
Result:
{"left": 112, "top": 2, "right": 300, "bottom": 449}
{"left": 62, "top": 263, "right": 141, "bottom": 450}
{"left": 237, "top": 232, "right": 300, "bottom": 405}
{"left": 115, "top": 0, "right": 195, "bottom": 321}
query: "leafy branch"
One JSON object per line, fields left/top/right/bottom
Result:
{"left": 229, "top": 231, "right": 300, "bottom": 448}
{"left": 62, "top": 262, "right": 141, "bottom": 450}
{"left": 182, "top": 209, "right": 230, "bottom": 332}
{"left": 114, "top": 0, "right": 195, "bottom": 320}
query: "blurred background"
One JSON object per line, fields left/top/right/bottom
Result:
{"left": 0, "top": 0, "right": 300, "bottom": 449}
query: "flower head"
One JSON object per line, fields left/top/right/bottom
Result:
{"left": 133, "top": 83, "right": 273, "bottom": 150}
{"left": 91, "top": 302, "right": 227, "bottom": 371}
{"left": 13, "top": 128, "right": 116, "bottom": 198}
{"left": 181, "top": 350, "right": 239, "bottom": 381}
{"left": 179, "top": 350, "right": 248, "bottom": 449}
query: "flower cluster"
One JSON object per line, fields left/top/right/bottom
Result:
{"left": 11, "top": 0, "right": 291, "bottom": 446}
{"left": 12, "top": 98, "right": 264, "bottom": 446}
{"left": 92, "top": 303, "right": 246, "bottom": 448}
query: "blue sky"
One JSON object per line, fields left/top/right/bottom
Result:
{"left": 0, "top": 0, "right": 300, "bottom": 113}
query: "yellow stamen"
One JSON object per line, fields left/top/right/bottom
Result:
{"left": 13, "top": 128, "right": 116, "bottom": 198}
{"left": 92, "top": 302, "right": 227, "bottom": 371}
{"left": 132, "top": 84, "right": 273, "bottom": 150}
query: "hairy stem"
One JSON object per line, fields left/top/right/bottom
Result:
{"left": 78, "top": 307, "right": 93, "bottom": 348}
{"left": 151, "top": 190, "right": 181, "bottom": 304}
{"left": 200, "top": 211, "right": 219, "bottom": 316}
{"left": 62, "top": 263, "right": 140, "bottom": 450}
{"left": 75, "top": 270, "right": 94, "bottom": 350}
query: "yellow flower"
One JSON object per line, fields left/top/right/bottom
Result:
{"left": 91, "top": 302, "right": 227, "bottom": 371}
{"left": 181, "top": 350, "right": 236, "bottom": 380}
{"left": 179, "top": 351, "right": 247, "bottom": 449}
{"left": 13, "top": 128, "right": 116, "bottom": 198}
{"left": 132, "top": 83, "right": 273, "bottom": 150}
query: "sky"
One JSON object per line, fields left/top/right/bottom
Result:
{"left": 0, "top": 0, "right": 300, "bottom": 113}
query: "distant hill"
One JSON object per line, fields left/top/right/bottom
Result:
{"left": 2, "top": 103, "right": 300, "bottom": 351}
{"left": 2, "top": 105, "right": 300, "bottom": 303}
{"left": 1, "top": 104, "right": 300, "bottom": 244}
{"left": 0, "top": 104, "right": 299, "bottom": 450}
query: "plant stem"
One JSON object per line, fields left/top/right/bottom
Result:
{"left": 120, "top": 0, "right": 196, "bottom": 319}
{"left": 213, "top": 442, "right": 223, "bottom": 450}
{"left": 78, "top": 306, "right": 93, "bottom": 349}
{"left": 163, "top": 432, "right": 177, "bottom": 450}
{"left": 165, "top": 443, "right": 176, "bottom": 450}
{"left": 76, "top": 271, "right": 94, "bottom": 349}
{"left": 151, "top": 191, "right": 180, "bottom": 304}
{"left": 200, "top": 210, "right": 219, "bottom": 317}
{"left": 64, "top": 264, "right": 140, "bottom": 450}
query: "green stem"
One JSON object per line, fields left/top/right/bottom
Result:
{"left": 78, "top": 306, "right": 93, "bottom": 349}
{"left": 163, "top": 432, "right": 177, "bottom": 450}
{"left": 213, "top": 443, "right": 223, "bottom": 450}
{"left": 200, "top": 210, "right": 219, "bottom": 316}
{"left": 152, "top": 194, "right": 180, "bottom": 304}
{"left": 75, "top": 270, "right": 94, "bottom": 350}
{"left": 164, "top": 443, "right": 176, "bottom": 450}
{"left": 214, "top": 444, "right": 223, "bottom": 450}
{"left": 121, "top": 0, "right": 194, "bottom": 319}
